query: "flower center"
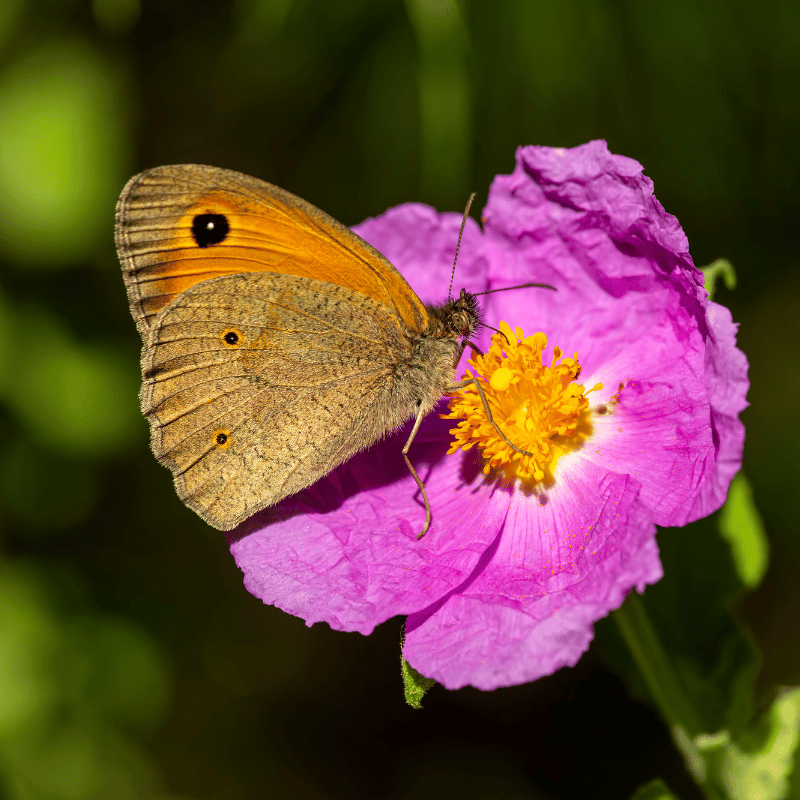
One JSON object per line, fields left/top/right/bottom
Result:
{"left": 444, "top": 322, "right": 602, "bottom": 484}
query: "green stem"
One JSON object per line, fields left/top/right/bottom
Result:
{"left": 614, "top": 592, "right": 704, "bottom": 738}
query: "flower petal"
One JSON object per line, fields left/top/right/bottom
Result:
{"left": 482, "top": 141, "right": 702, "bottom": 366}
{"left": 687, "top": 300, "right": 748, "bottom": 520}
{"left": 229, "top": 422, "right": 508, "bottom": 634}
{"left": 403, "top": 460, "right": 660, "bottom": 689}
{"left": 575, "top": 298, "right": 711, "bottom": 526}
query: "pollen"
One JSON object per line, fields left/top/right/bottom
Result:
{"left": 444, "top": 322, "right": 602, "bottom": 484}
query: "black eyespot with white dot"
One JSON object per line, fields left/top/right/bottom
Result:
{"left": 192, "top": 213, "right": 229, "bottom": 247}
{"left": 216, "top": 432, "right": 228, "bottom": 445}
{"left": 221, "top": 327, "right": 242, "bottom": 347}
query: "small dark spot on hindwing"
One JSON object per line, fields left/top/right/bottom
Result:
{"left": 213, "top": 429, "right": 231, "bottom": 448}
{"left": 221, "top": 327, "right": 242, "bottom": 347}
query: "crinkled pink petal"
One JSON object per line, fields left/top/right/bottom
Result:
{"left": 482, "top": 144, "right": 701, "bottom": 362}
{"left": 516, "top": 141, "right": 695, "bottom": 272}
{"left": 228, "top": 423, "right": 508, "bottom": 634}
{"left": 404, "top": 461, "right": 660, "bottom": 689}
{"left": 576, "top": 297, "right": 714, "bottom": 526}
{"left": 688, "top": 301, "right": 748, "bottom": 520}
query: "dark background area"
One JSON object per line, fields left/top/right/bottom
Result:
{"left": 0, "top": 1, "right": 797, "bottom": 798}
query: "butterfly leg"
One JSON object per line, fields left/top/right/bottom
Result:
{"left": 447, "top": 377, "right": 535, "bottom": 459}
{"left": 402, "top": 403, "right": 432, "bottom": 540}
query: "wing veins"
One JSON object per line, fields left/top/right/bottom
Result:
{"left": 169, "top": 369, "right": 387, "bottom": 475}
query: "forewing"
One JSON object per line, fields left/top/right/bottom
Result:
{"left": 116, "top": 164, "right": 428, "bottom": 340}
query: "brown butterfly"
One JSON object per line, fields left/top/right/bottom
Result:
{"left": 116, "top": 165, "right": 546, "bottom": 535}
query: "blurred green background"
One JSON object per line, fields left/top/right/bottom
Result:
{"left": 1, "top": 0, "right": 798, "bottom": 798}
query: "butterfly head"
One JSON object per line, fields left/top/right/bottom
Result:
{"left": 426, "top": 288, "right": 481, "bottom": 343}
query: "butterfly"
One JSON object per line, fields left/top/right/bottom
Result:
{"left": 115, "top": 164, "right": 501, "bottom": 536}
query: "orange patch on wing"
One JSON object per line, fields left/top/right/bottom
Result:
{"left": 138, "top": 191, "right": 427, "bottom": 335}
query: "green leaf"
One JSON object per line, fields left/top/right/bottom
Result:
{"left": 401, "top": 657, "right": 436, "bottom": 709}
{"left": 674, "top": 689, "right": 800, "bottom": 800}
{"left": 701, "top": 259, "right": 736, "bottom": 300}
{"left": 726, "top": 689, "right": 800, "bottom": 799}
{"left": 630, "top": 778, "right": 679, "bottom": 800}
{"left": 786, "top": 719, "right": 800, "bottom": 799}
{"left": 718, "top": 473, "right": 769, "bottom": 589}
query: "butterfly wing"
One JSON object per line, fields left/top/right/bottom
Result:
{"left": 142, "top": 272, "right": 416, "bottom": 530}
{"left": 115, "top": 164, "right": 429, "bottom": 340}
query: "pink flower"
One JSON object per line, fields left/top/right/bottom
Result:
{"left": 227, "top": 141, "right": 748, "bottom": 690}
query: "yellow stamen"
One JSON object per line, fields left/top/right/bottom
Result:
{"left": 444, "top": 322, "right": 602, "bottom": 484}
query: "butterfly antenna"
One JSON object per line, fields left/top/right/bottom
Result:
{"left": 473, "top": 282, "right": 557, "bottom": 296}
{"left": 448, "top": 192, "right": 477, "bottom": 302}
{"left": 477, "top": 321, "right": 503, "bottom": 336}
{"left": 477, "top": 320, "right": 512, "bottom": 346}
